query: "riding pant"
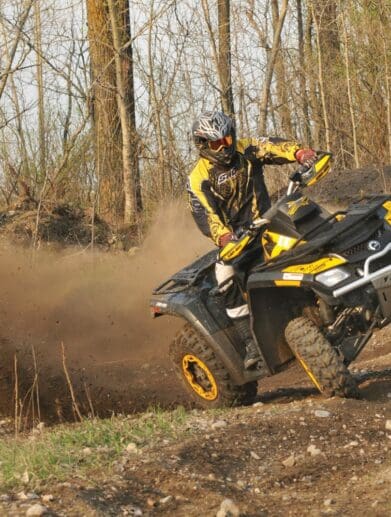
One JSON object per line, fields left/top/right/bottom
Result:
{"left": 215, "top": 260, "right": 249, "bottom": 319}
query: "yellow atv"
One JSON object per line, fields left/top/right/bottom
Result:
{"left": 151, "top": 153, "right": 391, "bottom": 408}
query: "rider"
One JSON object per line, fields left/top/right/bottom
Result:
{"left": 187, "top": 110, "right": 316, "bottom": 369}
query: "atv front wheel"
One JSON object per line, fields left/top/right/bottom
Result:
{"left": 285, "top": 317, "right": 359, "bottom": 398}
{"left": 169, "top": 323, "right": 257, "bottom": 408}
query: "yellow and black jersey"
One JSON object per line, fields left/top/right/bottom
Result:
{"left": 187, "top": 137, "right": 301, "bottom": 246}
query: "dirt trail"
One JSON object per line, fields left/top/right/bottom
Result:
{"left": 1, "top": 341, "right": 390, "bottom": 516}
{"left": 0, "top": 202, "right": 211, "bottom": 420}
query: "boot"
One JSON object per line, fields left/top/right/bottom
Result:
{"left": 233, "top": 316, "right": 262, "bottom": 369}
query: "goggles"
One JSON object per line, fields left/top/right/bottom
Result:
{"left": 208, "top": 135, "right": 233, "bottom": 151}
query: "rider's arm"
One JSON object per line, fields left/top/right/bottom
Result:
{"left": 187, "top": 159, "right": 231, "bottom": 246}
{"left": 237, "top": 137, "right": 301, "bottom": 165}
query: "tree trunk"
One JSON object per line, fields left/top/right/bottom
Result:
{"left": 201, "top": 0, "right": 234, "bottom": 115}
{"left": 311, "top": 1, "right": 331, "bottom": 150}
{"left": 271, "top": 0, "right": 291, "bottom": 135}
{"left": 218, "top": 0, "right": 234, "bottom": 115}
{"left": 297, "top": 0, "right": 312, "bottom": 144}
{"left": 258, "top": 0, "right": 288, "bottom": 134}
{"left": 34, "top": 0, "right": 46, "bottom": 179}
{"left": 122, "top": 2, "right": 142, "bottom": 213}
{"left": 311, "top": 0, "right": 346, "bottom": 152}
{"left": 305, "top": 2, "right": 321, "bottom": 147}
{"left": 147, "top": 0, "right": 165, "bottom": 197}
{"left": 86, "top": 0, "right": 123, "bottom": 221}
{"left": 340, "top": 5, "right": 359, "bottom": 167}
{"left": 107, "top": 0, "right": 137, "bottom": 224}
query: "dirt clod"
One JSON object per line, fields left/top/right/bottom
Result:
{"left": 25, "top": 503, "right": 48, "bottom": 516}
{"left": 314, "top": 410, "right": 332, "bottom": 418}
{"left": 216, "top": 498, "right": 240, "bottom": 517}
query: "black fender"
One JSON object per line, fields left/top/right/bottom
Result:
{"left": 247, "top": 279, "right": 315, "bottom": 373}
{"left": 150, "top": 289, "right": 262, "bottom": 385}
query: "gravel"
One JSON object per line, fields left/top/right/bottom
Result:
{"left": 314, "top": 410, "right": 332, "bottom": 418}
{"left": 216, "top": 498, "right": 240, "bottom": 517}
{"left": 25, "top": 504, "right": 48, "bottom": 516}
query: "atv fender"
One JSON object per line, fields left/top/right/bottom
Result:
{"left": 247, "top": 283, "right": 315, "bottom": 374}
{"left": 151, "top": 289, "right": 261, "bottom": 385}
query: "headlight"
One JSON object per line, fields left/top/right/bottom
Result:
{"left": 315, "top": 267, "right": 350, "bottom": 287}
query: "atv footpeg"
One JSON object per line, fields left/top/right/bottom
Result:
{"left": 243, "top": 341, "right": 260, "bottom": 368}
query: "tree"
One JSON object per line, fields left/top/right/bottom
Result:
{"left": 297, "top": 0, "right": 312, "bottom": 144}
{"left": 0, "top": 0, "right": 35, "bottom": 101}
{"left": 201, "top": 0, "right": 234, "bottom": 115}
{"left": 107, "top": 0, "right": 140, "bottom": 223}
{"left": 271, "top": 0, "right": 291, "bottom": 135}
{"left": 34, "top": 0, "right": 46, "bottom": 177}
{"left": 86, "top": 0, "right": 140, "bottom": 224}
{"left": 258, "top": 0, "right": 289, "bottom": 134}
{"left": 218, "top": 0, "right": 234, "bottom": 115}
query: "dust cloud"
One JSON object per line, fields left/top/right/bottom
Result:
{"left": 0, "top": 202, "right": 212, "bottom": 419}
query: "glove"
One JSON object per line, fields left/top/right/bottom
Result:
{"left": 295, "top": 148, "right": 317, "bottom": 167}
{"left": 218, "top": 232, "right": 237, "bottom": 247}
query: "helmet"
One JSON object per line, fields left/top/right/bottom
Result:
{"left": 192, "top": 110, "right": 236, "bottom": 166}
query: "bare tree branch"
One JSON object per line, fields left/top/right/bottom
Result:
{"left": 0, "top": 0, "right": 35, "bottom": 101}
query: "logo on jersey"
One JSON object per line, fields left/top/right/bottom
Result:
{"left": 217, "top": 168, "right": 238, "bottom": 185}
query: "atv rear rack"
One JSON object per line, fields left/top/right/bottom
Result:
{"left": 153, "top": 249, "right": 217, "bottom": 295}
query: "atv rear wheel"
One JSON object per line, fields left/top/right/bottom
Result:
{"left": 169, "top": 323, "right": 258, "bottom": 408}
{"left": 285, "top": 317, "right": 359, "bottom": 398}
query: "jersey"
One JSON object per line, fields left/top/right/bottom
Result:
{"left": 187, "top": 137, "right": 301, "bottom": 246}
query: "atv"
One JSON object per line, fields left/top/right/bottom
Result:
{"left": 150, "top": 152, "right": 391, "bottom": 408}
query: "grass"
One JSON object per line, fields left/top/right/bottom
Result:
{"left": 0, "top": 406, "right": 190, "bottom": 491}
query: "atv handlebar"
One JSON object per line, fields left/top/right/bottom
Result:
{"left": 287, "top": 151, "right": 332, "bottom": 195}
{"left": 233, "top": 217, "right": 270, "bottom": 239}
{"left": 219, "top": 151, "right": 332, "bottom": 263}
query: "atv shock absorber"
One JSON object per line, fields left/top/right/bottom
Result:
{"left": 318, "top": 298, "right": 335, "bottom": 326}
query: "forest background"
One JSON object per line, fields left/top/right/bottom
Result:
{"left": 1, "top": 0, "right": 390, "bottom": 240}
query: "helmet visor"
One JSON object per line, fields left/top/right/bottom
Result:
{"left": 208, "top": 135, "right": 233, "bottom": 152}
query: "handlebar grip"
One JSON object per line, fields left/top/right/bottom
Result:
{"left": 289, "top": 164, "right": 308, "bottom": 181}
{"left": 289, "top": 171, "right": 303, "bottom": 182}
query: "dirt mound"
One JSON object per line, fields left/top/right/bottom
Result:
{"left": 267, "top": 162, "right": 391, "bottom": 211}
{"left": 311, "top": 163, "right": 391, "bottom": 209}
{"left": 0, "top": 203, "right": 113, "bottom": 249}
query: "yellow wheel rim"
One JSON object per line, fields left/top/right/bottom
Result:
{"left": 182, "top": 354, "right": 218, "bottom": 401}
{"left": 296, "top": 353, "right": 322, "bottom": 392}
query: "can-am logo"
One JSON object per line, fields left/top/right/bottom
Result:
{"left": 367, "top": 240, "right": 381, "bottom": 251}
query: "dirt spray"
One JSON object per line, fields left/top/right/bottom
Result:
{"left": 0, "top": 202, "right": 212, "bottom": 420}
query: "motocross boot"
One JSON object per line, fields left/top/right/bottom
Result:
{"left": 233, "top": 316, "right": 262, "bottom": 369}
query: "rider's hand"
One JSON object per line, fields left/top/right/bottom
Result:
{"left": 295, "top": 148, "right": 316, "bottom": 167}
{"left": 218, "top": 232, "right": 237, "bottom": 247}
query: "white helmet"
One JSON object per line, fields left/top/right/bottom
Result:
{"left": 192, "top": 110, "right": 236, "bottom": 165}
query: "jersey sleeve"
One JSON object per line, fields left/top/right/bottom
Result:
{"left": 237, "top": 137, "right": 301, "bottom": 164}
{"left": 187, "top": 159, "right": 231, "bottom": 246}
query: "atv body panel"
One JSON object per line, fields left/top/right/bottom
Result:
{"left": 247, "top": 195, "right": 391, "bottom": 364}
{"left": 151, "top": 251, "right": 261, "bottom": 385}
